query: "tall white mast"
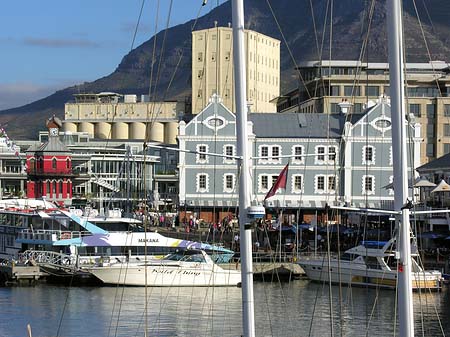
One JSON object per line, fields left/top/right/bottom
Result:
{"left": 387, "top": 1, "right": 414, "bottom": 336}
{"left": 231, "top": 0, "right": 256, "bottom": 336}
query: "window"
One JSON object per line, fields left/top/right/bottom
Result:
{"left": 426, "top": 144, "right": 435, "bottom": 157}
{"left": 196, "top": 144, "right": 208, "bottom": 163}
{"left": 293, "top": 146, "right": 304, "bottom": 163}
{"left": 363, "top": 175, "right": 375, "bottom": 195}
{"left": 261, "top": 146, "right": 269, "bottom": 161}
{"left": 353, "top": 103, "right": 363, "bottom": 113}
{"left": 444, "top": 124, "right": 450, "bottom": 137}
{"left": 272, "top": 175, "right": 278, "bottom": 186}
{"left": 317, "top": 146, "right": 325, "bottom": 162}
{"left": 224, "top": 174, "right": 234, "bottom": 191}
{"left": 328, "top": 176, "right": 336, "bottom": 191}
{"left": 330, "top": 86, "right": 340, "bottom": 96}
{"left": 272, "top": 146, "right": 280, "bottom": 161}
{"left": 197, "top": 52, "right": 203, "bottom": 62}
{"left": 52, "top": 158, "right": 57, "bottom": 169}
{"left": 211, "top": 34, "right": 216, "bottom": 40}
{"left": 408, "top": 104, "right": 421, "bottom": 117}
{"left": 328, "top": 147, "right": 336, "bottom": 161}
{"left": 427, "top": 124, "right": 435, "bottom": 138}
{"left": 426, "top": 104, "right": 436, "bottom": 118}
{"left": 197, "top": 70, "right": 204, "bottom": 79}
{"left": 197, "top": 173, "right": 208, "bottom": 192}
{"left": 223, "top": 145, "right": 235, "bottom": 163}
{"left": 226, "top": 34, "right": 230, "bottom": 40}
{"left": 66, "top": 159, "right": 70, "bottom": 169}
{"left": 444, "top": 143, "right": 450, "bottom": 154}
{"left": 316, "top": 175, "right": 325, "bottom": 191}
{"left": 344, "top": 86, "right": 361, "bottom": 96}
{"left": 366, "top": 86, "right": 379, "bottom": 97}
{"left": 445, "top": 105, "right": 450, "bottom": 117}
{"left": 363, "top": 146, "right": 375, "bottom": 165}
{"left": 293, "top": 175, "right": 303, "bottom": 192}
{"left": 261, "top": 175, "right": 269, "bottom": 190}
{"left": 330, "top": 103, "right": 339, "bottom": 113}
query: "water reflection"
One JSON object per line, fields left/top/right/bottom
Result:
{"left": 0, "top": 281, "right": 448, "bottom": 336}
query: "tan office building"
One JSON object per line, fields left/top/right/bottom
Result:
{"left": 192, "top": 25, "right": 280, "bottom": 113}
{"left": 275, "top": 60, "right": 450, "bottom": 164}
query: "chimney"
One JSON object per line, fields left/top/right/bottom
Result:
{"left": 338, "top": 99, "right": 353, "bottom": 114}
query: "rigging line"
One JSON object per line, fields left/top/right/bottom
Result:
{"left": 147, "top": 0, "right": 160, "bottom": 102}
{"left": 152, "top": 0, "right": 173, "bottom": 108}
{"left": 411, "top": 0, "right": 444, "bottom": 98}
{"left": 420, "top": 0, "right": 436, "bottom": 35}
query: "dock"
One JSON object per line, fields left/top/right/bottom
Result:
{"left": 0, "top": 264, "right": 47, "bottom": 286}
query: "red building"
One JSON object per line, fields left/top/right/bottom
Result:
{"left": 26, "top": 116, "right": 73, "bottom": 206}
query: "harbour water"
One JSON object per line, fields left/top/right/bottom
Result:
{"left": 1, "top": 280, "right": 449, "bottom": 336}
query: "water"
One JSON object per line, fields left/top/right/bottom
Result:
{"left": 1, "top": 280, "right": 449, "bottom": 337}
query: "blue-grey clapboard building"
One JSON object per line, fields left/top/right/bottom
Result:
{"left": 177, "top": 94, "right": 421, "bottom": 223}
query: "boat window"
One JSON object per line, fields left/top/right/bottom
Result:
{"left": 182, "top": 254, "right": 206, "bottom": 263}
{"left": 364, "top": 256, "right": 382, "bottom": 270}
{"left": 340, "top": 253, "right": 356, "bottom": 261}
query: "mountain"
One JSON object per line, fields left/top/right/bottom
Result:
{"left": 2, "top": 0, "right": 450, "bottom": 139}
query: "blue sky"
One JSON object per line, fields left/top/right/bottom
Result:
{"left": 0, "top": 0, "right": 221, "bottom": 110}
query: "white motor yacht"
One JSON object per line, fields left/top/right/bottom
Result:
{"left": 88, "top": 249, "right": 241, "bottom": 287}
{"left": 298, "top": 239, "right": 441, "bottom": 290}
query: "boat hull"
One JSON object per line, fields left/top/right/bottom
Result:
{"left": 89, "top": 263, "right": 241, "bottom": 287}
{"left": 299, "top": 259, "right": 441, "bottom": 290}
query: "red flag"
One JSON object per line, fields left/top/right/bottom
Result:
{"left": 264, "top": 164, "right": 289, "bottom": 200}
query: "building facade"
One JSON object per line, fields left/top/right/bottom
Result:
{"left": 275, "top": 60, "right": 450, "bottom": 165}
{"left": 192, "top": 26, "right": 280, "bottom": 114}
{"left": 63, "top": 92, "right": 187, "bottom": 144}
{"left": 178, "top": 95, "right": 420, "bottom": 223}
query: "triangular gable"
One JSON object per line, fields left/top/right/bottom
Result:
{"left": 184, "top": 94, "right": 236, "bottom": 137}
{"left": 348, "top": 100, "right": 393, "bottom": 139}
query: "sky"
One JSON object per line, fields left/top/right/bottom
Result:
{"left": 0, "top": 0, "right": 222, "bottom": 111}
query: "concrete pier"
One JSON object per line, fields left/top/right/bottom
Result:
{"left": 0, "top": 264, "right": 46, "bottom": 286}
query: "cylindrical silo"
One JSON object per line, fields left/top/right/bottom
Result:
{"left": 95, "top": 122, "right": 112, "bottom": 139}
{"left": 79, "top": 122, "right": 94, "bottom": 136}
{"left": 63, "top": 122, "right": 78, "bottom": 133}
{"left": 129, "top": 122, "right": 146, "bottom": 140}
{"left": 147, "top": 122, "right": 164, "bottom": 142}
{"left": 112, "top": 122, "right": 129, "bottom": 139}
{"left": 164, "top": 122, "right": 178, "bottom": 144}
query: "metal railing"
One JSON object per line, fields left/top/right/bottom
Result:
{"left": 18, "top": 229, "right": 92, "bottom": 241}
{"left": 19, "top": 250, "right": 77, "bottom": 268}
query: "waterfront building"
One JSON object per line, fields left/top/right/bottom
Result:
{"left": 26, "top": 116, "right": 73, "bottom": 205}
{"left": 178, "top": 94, "right": 420, "bottom": 223}
{"left": 192, "top": 25, "right": 280, "bottom": 114}
{"left": 62, "top": 92, "right": 188, "bottom": 144}
{"left": 274, "top": 60, "right": 450, "bottom": 165}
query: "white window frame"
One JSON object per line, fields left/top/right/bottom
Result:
{"left": 258, "top": 145, "right": 282, "bottom": 164}
{"left": 196, "top": 173, "right": 209, "bottom": 193}
{"left": 292, "top": 174, "right": 304, "bottom": 193}
{"left": 223, "top": 173, "right": 235, "bottom": 193}
{"left": 314, "top": 174, "right": 337, "bottom": 194}
{"left": 362, "top": 145, "right": 376, "bottom": 165}
{"left": 315, "top": 145, "right": 337, "bottom": 165}
{"left": 196, "top": 144, "right": 209, "bottom": 164}
{"left": 258, "top": 174, "right": 270, "bottom": 193}
{"left": 292, "top": 145, "right": 305, "bottom": 164}
{"left": 362, "top": 175, "right": 375, "bottom": 195}
{"left": 389, "top": 146, "right": 393, "bottom": 166}
{"left": 328, "top": 146, "right": 337, "bottom": 162}
{"left": 223, "top": 144, "right": 235, "bottom": 164}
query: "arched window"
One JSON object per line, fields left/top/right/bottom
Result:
{"left": 52, "top": 158, "right": 57, "bottom": 169}
{"left": 66, "top": 158, "right": 70, "bottom": 169}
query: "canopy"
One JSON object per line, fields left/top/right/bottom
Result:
{"left": 431, "top": 180, "right": 450, "bottom": 193}
{"left": 414, "top": 177, "right": 436, "bottom": 188}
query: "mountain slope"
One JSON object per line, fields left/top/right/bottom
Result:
{"left": 2, "top": 0, "right": 450, "bottom": 139}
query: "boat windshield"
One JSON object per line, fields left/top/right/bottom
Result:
{"left": 165, "top": 252, "right": 206, "bottom": 263}
{"left": 340, "top": 253, "right": 357, "bottom": 261}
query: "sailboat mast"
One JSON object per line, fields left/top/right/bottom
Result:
{"left": 387, "top": 1, "right": 414, "bottom": 336}
{"left": 231, "top": 0, "right": 255, "bottom": 336}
